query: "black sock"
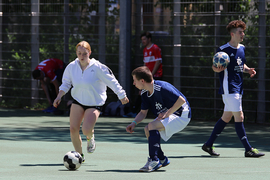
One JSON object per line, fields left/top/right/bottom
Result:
{"left": 205, "top": 118, "right": 227, "bottom": 146}
{"left": 148, "top": 130, "right": 160, "bottom": 161}
{"left": 235, "top": 122, "right": 252, "bottom": 151}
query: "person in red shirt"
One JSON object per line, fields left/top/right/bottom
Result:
{"left": 32, "top": 58, "right": 65, "bottom": 113}
{"left": 124, "top": 32, "right": 164, "bottom": 118}
{"left": 140, "top": 31, "right": 163, "bottom": 80}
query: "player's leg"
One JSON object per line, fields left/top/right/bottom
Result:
{"left": 144, "top": 125, "right": 149, "bottom": 139}
{"left": 143, "top": 122, "right": 169, "bottom": 168}
{"left": 82, "top": 108, "right": 100, "bottom": 137}
{"left": 202, "top": 95, "right": 234, "bottom": 156}
{"left": 202, "top": 111, "right": 232, "bottom": 156}
{"left": 69, "top": 103, "right": 85, "bottom": 155}
{"left": 144, "top": 121, "right": 166, "bottom": 160}
{"left": 147, "top": 120, "right": 165, "bottom": 161}
{"left": 139, "top": 120, "right": 163, "bottom": 172}
{"left": 82, "top": 108, "right": 100, "bottom": 153}
{"left": 233, "top": 111, "right": 265, "bottom": 157}
{"left": 207, "top": 111, "right": 232, "bottom": 145}
{"left": 152, "top": 115, "right": 189, "bottom": 165}
{"left": 226, "top": 94, "right": 252, "bottom": 152}
{"left": 233, "top": 111, "right": 252, "bottom": 151}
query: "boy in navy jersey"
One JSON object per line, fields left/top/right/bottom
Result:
{"left": 202, "top": 20, "right": 265, "bottom": 157}
{"left": 126, "top": 66, "right": 191, "bottom": 172}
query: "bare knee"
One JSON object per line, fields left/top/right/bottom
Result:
{"left": 232, "top": 111, "right": 244, "bottom": 122}
{"left": 144, "top": 125, "right": 149, "bottom": 132}
{"left": 144, "top": 125, "right": 149, "bottom": 135}
{"left": 144, "top": 125, "right": 150, "bottom": 139}
{"left": 148, "top": 122, "right": 154, "bottom": 130}
{"left": 70, "top": 125, "right": 80, "bottom": 135}
{"left": 82, "top": 126, "right": 94, "bottom": 136}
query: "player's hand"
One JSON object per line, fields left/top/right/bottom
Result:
{"left": 155, "top": 112, "right": 167, "bottom": 121}
{"left": 120, "top": 97, "right": 129, "bottom": 105}
{"left": 126, "top": 123, "right": 135, "bottom": 133}
{"left": 212, "top": 65, "right": 226, "bottom": 72}
{"left": 248, "top": 68, "right": 256, "bottom": 78}
{"left": 53, "top": 97, "right": 61, "bottom": 108}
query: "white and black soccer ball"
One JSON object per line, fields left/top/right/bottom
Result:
{"left": 63, "top": 151, "right": 83, "bottom": 170}
{"left": 213, "top": 52, "right": 230, "bottom": 68}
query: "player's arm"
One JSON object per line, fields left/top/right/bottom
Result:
{"left": 156, "top": 96, "right": 186, "bottom": 121}
{"left": 243, "top": 64, "right": 256, "bottom": 78}
{"left": 53, "top": 66, "right": 72, "bottom": 107}
{"left": 51, "top": 79, "right": 60, "bottom": 95}
{"left": 53, "top": 90, "right": 66, "bottom": 108}
{"left": 40, "top": 80, "right": 53, "bottom": 105}
{"left": 151, "top": 60, "right": 161, "bottom": 76}
{"left": 126, "top": 109, "right": 148, "bottom": 133}
{"left": 97, "top": 65, "right": 129, "bottom": 104}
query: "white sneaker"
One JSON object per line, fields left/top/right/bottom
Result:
{"left": 139, "top": 157, "right": 162, "bottom": 172}
{"left": 87, "top": 134, "right": 96, "bottom": 153}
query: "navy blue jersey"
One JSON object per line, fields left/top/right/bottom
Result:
{"left": 217, "top": 43, "right": 246, "bottom": 94}
{"left": 141, "top": 80, "right": 191, "bottom": 118}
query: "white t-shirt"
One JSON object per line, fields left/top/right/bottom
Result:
{"left": 60, "top": 58, "right": 126, "bottom": 106}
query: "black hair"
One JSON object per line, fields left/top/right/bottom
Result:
{"left": 140, "top": 31, "right": 152, "bottom": 40}
{"left": 32, "top": 69, "right": 41, "bottom": 79}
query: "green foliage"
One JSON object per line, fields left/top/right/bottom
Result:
{"left": 24, "top": 102, "right": 48, "bottom": 110}
{"left": 1, "top": 0, "right": 121, "bottom": 108}
{"left": 153, "top": 0, "right": 268, "bottom": 122}
{"left": 1, "top": 1, "right": 269, "bottom": 122}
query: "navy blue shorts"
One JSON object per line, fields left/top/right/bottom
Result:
{"left": 72, "top": 100, "right": 103, "bottom": 112}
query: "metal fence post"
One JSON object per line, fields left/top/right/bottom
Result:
{"left": 257, "top": 0, "right": 266, "bottom": 123}
{"left": 99, "top": 0, "right": 106, "bottom": 64}
{"left": 134, "top": 0, "right": 142, "bottom": 67}
{"left": 119, "top": 0, "right": 131, "bottom": 97}
{"left": 173, "top": 0, "right": 181, "bottom": 90}
{"left": 214, "top": 1, "right": 221, "bottom": 117}
{"left": 31, "top": 0, "right": 40, "bottom": 107}
{"left": 0, "top": 0, "right": 2, "bottom": 102}
{"left": 64, "top": 0, "right": 69, "bottom": 64}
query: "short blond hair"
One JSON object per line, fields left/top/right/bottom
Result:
{"left": 76, "top": 41, "right": 91, "bottom": 52}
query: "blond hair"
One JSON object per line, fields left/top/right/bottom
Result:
{"left": 76, "top": 41, "right": 91, "bottom": 52}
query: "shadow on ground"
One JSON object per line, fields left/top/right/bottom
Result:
{"left": 1, "top": 108, "right": 269, "bottom": 152}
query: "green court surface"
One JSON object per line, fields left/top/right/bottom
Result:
{"left": 0, "top": 108, "right": 269, "bottom": 180}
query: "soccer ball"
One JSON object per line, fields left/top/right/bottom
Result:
{"left": 213, "top": 52, "right": 230, "bottom": 68}
{"left": 63, "top": 151, "right": 83, "bottom": 170}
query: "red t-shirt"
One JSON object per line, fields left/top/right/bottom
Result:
{"left": 35, "top": 58, "right": 64, "bottom": 81}
{"left": 143, "top": 44, "right": 163, "bottom": 77}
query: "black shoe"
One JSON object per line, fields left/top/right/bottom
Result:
{"left": 202, "top": 143, "right": 220, "bottom": 156}
{"left": 245, "top": 148, "right": 265, "bottom": 158}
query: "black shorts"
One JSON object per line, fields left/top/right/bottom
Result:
{"left": 72, "top": 100, "right": 103, "bottom": 112}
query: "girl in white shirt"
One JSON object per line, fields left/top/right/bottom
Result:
{"left": 53, "top": 41, "right": 129, "bottom": 161}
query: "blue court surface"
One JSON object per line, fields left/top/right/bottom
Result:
{"left": 0, "top": 108, "right": 269, "bottom": 180}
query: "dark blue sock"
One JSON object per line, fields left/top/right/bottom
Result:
{"left": 205, "top": 118, "right": 227, "bottom": 147}
{"left": 158, "top": 147, "right": 165, "bottom": 161}
{"left": 235, "top": 122, "right": 252, "bottom": 151}
{"left": 148, "top": 130, "right": 160, "bottom": 161}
